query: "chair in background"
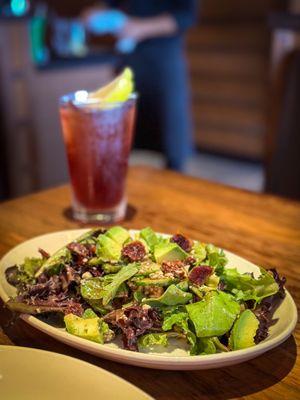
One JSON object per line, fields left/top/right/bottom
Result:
{"left": 265, "top": 13, "right": 300, "bottom": 200}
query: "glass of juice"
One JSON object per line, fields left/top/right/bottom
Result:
{"left": 59, "top": 77, "right": 136, "bottom": 223}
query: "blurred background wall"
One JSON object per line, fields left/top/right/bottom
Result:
{"left": 1, "top": 0, "right": 299, "bottom": 200}
{"left": 189, "top": 1, "right": 276, "bottom": 160}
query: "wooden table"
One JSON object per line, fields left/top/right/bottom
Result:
{"left": 0, "top": 166, "right": 299, "bottom": 400}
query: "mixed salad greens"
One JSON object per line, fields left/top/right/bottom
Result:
{"left": 5, "top": 227, "right": 286, "bottom": 355}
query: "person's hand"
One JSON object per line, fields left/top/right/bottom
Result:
{"left": 118, "top": 15, "right": 177, "bottom": 43}
{"left": 118, "top": 17, "right": 151, "bottom": 43}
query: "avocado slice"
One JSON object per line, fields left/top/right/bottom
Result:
{"left": 132, "top": 276, "right": 179, "bottom": 287}
{"left": 140, "top": 227, "right": 159, "bottom": 250}
{"left": 96, "top": 235, "right": 121, "bottom": 261}
{"left": 106, "top": 226, "right": 130, "bottom": 245}
{"left": 64, "top": 313, "right": 114, "bottom": 343}
{"left": 154, "top": 243, "right": 188, "bottom": 263}
{"left": 64, "top": 314, "right": 104, "bottom": 343}
{"left": 229, "top": 309, "right": 259, "bottom": 350}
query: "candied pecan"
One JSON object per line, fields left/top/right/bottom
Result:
{"left": 161, "top": 260, "right": 186, "bottom": 279}
{"left": 170, "top": 233, "right": 192, "bottom": 252}
{"left": 189, "top": 266, "right": 213, "bottom": 286}
{"left": 122, "top": 241, "right": 146, "bottom": 262}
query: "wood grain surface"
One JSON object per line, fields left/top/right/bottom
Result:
{"left": 0, "top": 166, "right": 299, "bottom": 400}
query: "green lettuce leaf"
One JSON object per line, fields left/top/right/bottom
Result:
{"left": 81, "top": 264, "right": 138, "bottom": 306}
{"left": 212, "top": 337, "right": 229, "bottom": 352}
{"left": 162, "top": 310, "right": 216, "bottom": 356}
{"left": 220, "top": 267, "right": 279, "bottom": 303}
{"left": 138, "top": 333, "right": 168, "bottom": 349}
{"left": 7, "top": 257, "right": 44, "bottom": 286}
{"left": 162, "top": 310, "right": 189, "bottom": 331}
{"left": 205, "top": 244, "right": 228, "bottom": 274}
{"left": 142, "top": 284, "right": 193, "bottom": 307}
{"left": 162, "top": 307, "right": 198, "bottom": 355}
{"left": 176, "top": 280, "right": 189, "bottom": 292}
{"left": 100, "top": 265, "right": 137, "bottom": 305}
{"left": 192, "top": 242, "right": 207, "bottom": 264}
{"left": 82, "top": 308, "right": 98, "bottom": 319}
{"left": 194, "top": 337, "right": 228, "bottom": 355}
{"left": 81, "top": 276, "right": 110, "bottom": 300}
{"left": 198, "top": 338, "right": 217, "bottom": 355}
{"left": 186, "top": 291, "right": 240, "bottom": 337}
{"left": 23, "top": 257, "right": 44, "bottom": 277}
{"left": 85, "top": 300, "right": 110, "bottom": 315}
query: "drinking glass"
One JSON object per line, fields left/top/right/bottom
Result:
{"left": 59, "top": 91, "right": 137, "bottom": 223}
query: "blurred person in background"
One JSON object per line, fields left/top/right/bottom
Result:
{"left": 83, "top": 0, "right": 197, "bottom": 171}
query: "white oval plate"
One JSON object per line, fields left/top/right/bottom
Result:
{"left": 0, "top": 229, "right": 297, "bottom": 370}
{"left": 0, "top": 345, "right": 152, "bottom": 400}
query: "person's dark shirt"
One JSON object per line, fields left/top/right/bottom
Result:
{"left": 107, "top": 0, "right": 198, "bottom": 39}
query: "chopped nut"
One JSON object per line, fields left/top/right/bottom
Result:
{"left": 161, "top": 261, "right": 187, "bottom": 279}
{"left": 149, "top": 271, "right": 164, "bottom": 279}
{"left": 143, "top": 286, "right": 164, "bottom": 298}
{"left": 81, "top": 271, "right": 93, "bottom": 279}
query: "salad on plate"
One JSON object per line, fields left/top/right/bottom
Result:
{"left": 5, "top": 226, "right": 286, "bottom": 355}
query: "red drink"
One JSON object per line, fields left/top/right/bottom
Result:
{"left": 59, "top": 93, "right": 136, "bottom": 223}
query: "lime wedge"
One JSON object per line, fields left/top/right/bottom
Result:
{"left": 88, "top": 67, "right": 134, "bottom": 103}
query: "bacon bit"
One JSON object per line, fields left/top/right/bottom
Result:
{"left": 161, "top": 260, "right": 186, "bottom": 279}
{"left": 170, "top": 233, "right": 192, "bottom": 252}
{"left": 189, "top": 266, "right": 213, "bottom": 286}
{"left": 122, "top": 241, "right": 146, "bottom": 262}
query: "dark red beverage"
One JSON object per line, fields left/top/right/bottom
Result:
{"left": 59, "top": 94, "right": 136, "bottom": 222}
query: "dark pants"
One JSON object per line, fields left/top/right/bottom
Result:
{"left": 120, "top": 39, "right": 194, "bottom": 170}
